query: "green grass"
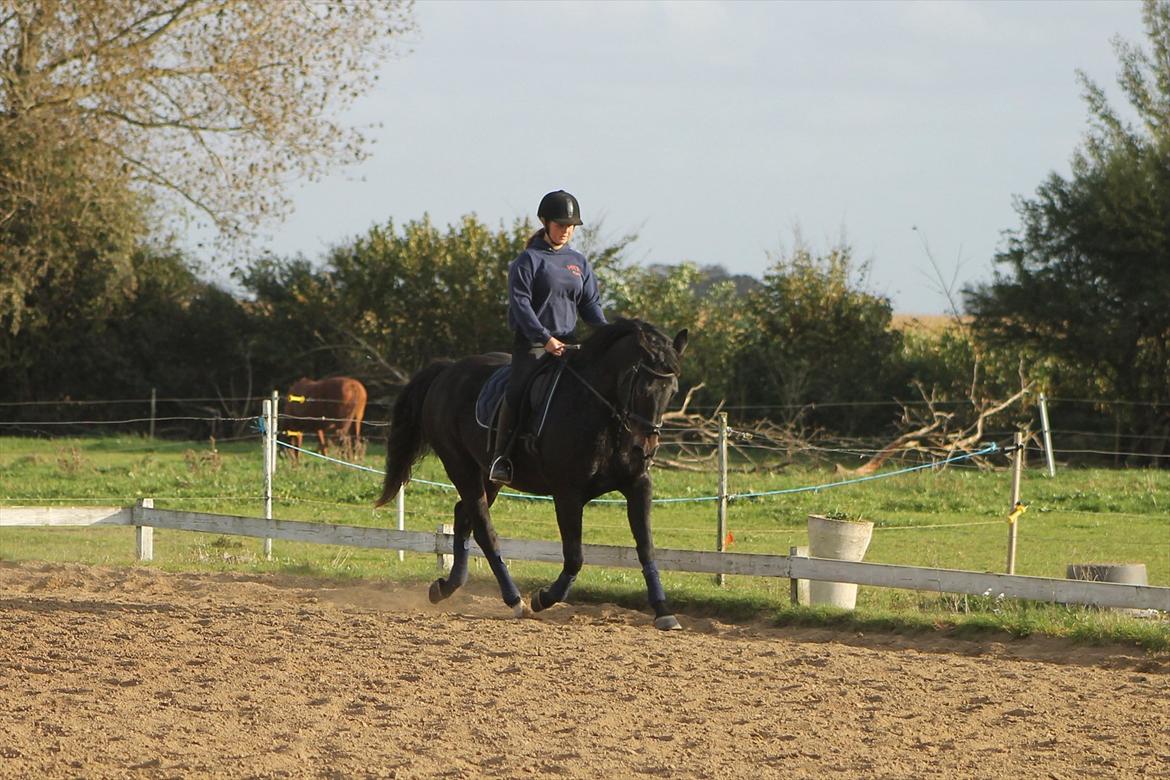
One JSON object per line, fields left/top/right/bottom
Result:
{"left": 2, "top": 435, "right": 1168, "bottom": 650}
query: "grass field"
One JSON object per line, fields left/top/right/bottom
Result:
{"left": 2, "top": 435, "right": 1167, "bottom": 649}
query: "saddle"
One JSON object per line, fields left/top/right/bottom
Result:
{"left": 475, "top": 359, "right": 566, "bottom": 456}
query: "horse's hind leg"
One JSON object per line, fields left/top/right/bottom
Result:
{"left": 429, "top": 499, "right": 473, "bottom": 603}
{"left": 428, "top": 483, "right": 525, "bottom": 615}
{"left": 463, "top": 483, "right": 526, "bottom": 614}
{"left": 530, "top": 494, "right": 584, "bottom": 613}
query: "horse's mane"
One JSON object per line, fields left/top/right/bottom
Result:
{"left": 576, "top": 318, "right": 680, "bottom": 374}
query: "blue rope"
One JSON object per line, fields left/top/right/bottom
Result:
{"left": 271, "top": 427, "right": 1000, "bottom": 505}
{"left": 274, "top": 438, "right": 556, "bottom": 501}
{"left": 726, "top": 442, "right": 1001, "bottom": 501}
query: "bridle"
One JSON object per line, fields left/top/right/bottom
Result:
{"left": 562, "top": 358, "right": 676, "bottom": 440}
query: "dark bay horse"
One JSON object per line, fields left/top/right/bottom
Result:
{"left": 375, "top": 319, "right": 688, "bottom": 630}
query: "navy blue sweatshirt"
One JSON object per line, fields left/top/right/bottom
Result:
{"left": 507, "top": 235, "right": 607, "bottom": 344}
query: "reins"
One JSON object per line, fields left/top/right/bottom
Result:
{"left": 561, "top": 357, "right": 675, "bottom": 437}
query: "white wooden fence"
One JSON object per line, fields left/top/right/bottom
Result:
{"left": 1, "top": 503, "right": 1167, "bottom": 613}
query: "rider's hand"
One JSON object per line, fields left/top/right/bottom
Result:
{"left": 544, "top": 336, "right": 566, "bottom": 356}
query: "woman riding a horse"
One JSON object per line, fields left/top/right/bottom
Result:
{"left": 491, "top": 189, "right": 607, "bottom": 485}
{"left": 375, "top": 191, "right": 688, "bottom": 630}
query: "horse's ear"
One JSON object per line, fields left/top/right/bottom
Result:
{"left": 673, "top": 329, "right": 688, "bottom": 357}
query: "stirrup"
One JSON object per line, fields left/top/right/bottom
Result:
{"left": 489, "top": 456, "right": 513, "bottom": 484}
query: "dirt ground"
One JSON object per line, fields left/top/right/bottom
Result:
{"left": 1, "top": 561, "right": 1167, "bottom": 779}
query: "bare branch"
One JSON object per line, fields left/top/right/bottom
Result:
{"left": 84, "top": 106, "right": 246, "bottom": 133}
{"left": 40, "top": 2, "right": 202, "bottom": 76}
{"left": 98, "top": 139, "right": 225, "bottom": 228}
{"left": 663, "top": 382, "right": 704, "bottom": 420}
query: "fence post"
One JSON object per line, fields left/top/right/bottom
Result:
{"left": 270, "top": 389, "right": 280, "bottom": 479}
{"left": 1038, "top": 393, "right": 1056, "bottom": 477}
{"left": 715, "top": 412, "right": 728, "bottom": 587}
{"left": 1006, "top": 431, "right": 1024, "bottom": 574}
{"left": 436, "top": 523, "right": 453, "bottom": 571}
{"left": 396, "top": 487, "right": 406, "bottom": 563}
{"left": 149, "top": 387, "right": 157, "bottom": 440}
{"left": 262, "top": 397, "right": 275, "bottom": 561}
{"left": 788, "top": 545, "right": 809, "bottom": 606}
{"left": 135, "top": 498, "right": 154, "bottom": 562}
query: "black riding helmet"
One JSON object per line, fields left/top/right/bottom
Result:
{"left": 537, "top": 190, "right": 584, "bottom": 226}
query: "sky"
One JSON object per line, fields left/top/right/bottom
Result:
{"left": 209, "top": 0, "right": 1148, "bottom": 315}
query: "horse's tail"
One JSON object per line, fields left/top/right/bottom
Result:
{"left": 375, "top": 360, "right": 453, "bottom": 508}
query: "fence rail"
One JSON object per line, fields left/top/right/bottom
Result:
{"left": 2, "top": 504, "right": 1166, "bottom": 613}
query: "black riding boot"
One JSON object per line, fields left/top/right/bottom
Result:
{"left": 489, "top": 401, "right": 516, "bottom": 484}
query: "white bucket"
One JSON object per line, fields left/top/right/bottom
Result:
{"left": 1067, "top": 563, "right": 1151, "bottom": 616}
{"left": 807, "top": 514, "right": 874, "bottom": 610}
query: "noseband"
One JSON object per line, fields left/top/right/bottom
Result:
{"left": 563, "top": 360, "right": 675, "bottom": 438}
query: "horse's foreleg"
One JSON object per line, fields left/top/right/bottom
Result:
{"left": 317, "top": 429, "right": 328, "bottom": 456}
{"left": 625, "top": 476, "right": 681, "bottom": 631}
{"left": 530, "top": 496, "right": 584, "bottom": 613}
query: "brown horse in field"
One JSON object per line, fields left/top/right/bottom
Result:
{"left": 283, "top": 376, "right": 368, "bottom": 457}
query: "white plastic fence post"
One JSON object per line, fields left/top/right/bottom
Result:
{"left": 715, "top": 412, "right": 728, "bottom": 587}
{"left": 262, "top": 397, "right": 275, "bottom": 561}
{"left": 270, "top": 389, "right": 280, "bottom": 480}
{"left": 396, "top": 487, "right": 405, "bottom": 562}
{"left": 135, "top": 498, "right": 154, "bottom": 561}
{"left": 1039, "top": 393, "right": 1056, "bottom": 477}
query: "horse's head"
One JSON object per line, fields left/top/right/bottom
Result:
{"left": 579, "top": 319, "right": 688, "bottom": 463}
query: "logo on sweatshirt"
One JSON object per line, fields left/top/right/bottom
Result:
{"left": 566, "top": 264, "right": 582, "bottom": 278}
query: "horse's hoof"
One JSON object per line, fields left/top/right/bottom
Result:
{"left": 512, "top": 599, "right": 533, "bottom": 619}
{"left": 529, "top": 590, "right": 546, "bottom": 613}
{"left": 428, "top": 580, "right": 446, "bottom": 604}
{"left": 654, "top": 614, "right": 682, "bottom": 631}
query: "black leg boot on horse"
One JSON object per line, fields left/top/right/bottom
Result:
{"left": 489, "top": 401, "right": 517, "bottom": 484}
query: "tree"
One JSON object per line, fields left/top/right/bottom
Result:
{"left": 239, "top": 215, "right": 534, "bottom": 386}
{"left": 1, "top": 0, "right": 414, "bottom": 333}
{"left": 606, "top": 262, "right": 749, "bottom": 410}
{"left": 734, "top": 239, "right": 903, "bottom": 435}
{"left": 0, "top": 109, "right": 146, "bottom": 334}
{"left": 965, "top": 0, "right": 1170, "bottom": 459}
{"left": 0, "top": 244, "right": 260, "bottom": 432}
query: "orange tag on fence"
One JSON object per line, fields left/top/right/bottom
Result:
{"left": 724, "top": 532, "right": 735, "bottom": 548}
